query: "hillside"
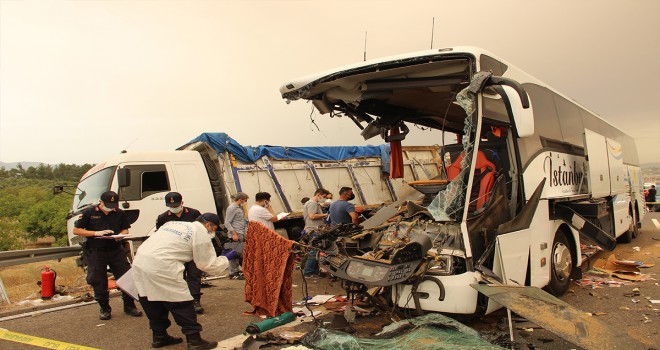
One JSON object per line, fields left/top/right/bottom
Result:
{"left": 0, "top": 161, "right": 44, "bottom": 170}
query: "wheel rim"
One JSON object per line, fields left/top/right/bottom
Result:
{"left": 552, "top": 242, "right": 572, "bottom": 281}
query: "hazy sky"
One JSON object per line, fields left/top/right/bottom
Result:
{"left": 1, "top": 0, "right": 658, "bottom": 165}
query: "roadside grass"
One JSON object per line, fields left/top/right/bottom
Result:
{"left": 0, "top": 256, "right": 89, "bottom": 309}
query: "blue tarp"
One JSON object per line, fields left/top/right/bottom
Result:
{"left": 182, "top": 132, "right": 391, "bottom": 173}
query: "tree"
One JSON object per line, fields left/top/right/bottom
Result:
{"left": 19, "top": 194, "right": 72, "bottom": 244}
{"left": 0, "top": 218, "right": 24, "bottom": 251}
{"left": 0, "top": 163, "right": 96, "bottom": 249}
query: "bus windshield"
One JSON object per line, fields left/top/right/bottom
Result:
{"left": 427, "top": 86, "right": 479, "bottom": 221}
{"left": 73, "top": 166, "right": 116, "bottom": 209}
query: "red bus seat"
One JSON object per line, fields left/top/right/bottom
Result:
{"left": 447, "top": 150, "right": 497, "bottom": 210}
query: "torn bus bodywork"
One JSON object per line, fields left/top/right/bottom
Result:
{"left": 283, "top": 49, "right": 538, "bottom": 315}
{"left": 282, "top": 47, "right": 645, "bottom": 348}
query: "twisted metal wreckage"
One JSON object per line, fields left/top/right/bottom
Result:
{"left": 281, "top": 49, "right": 644, "bottom": 349}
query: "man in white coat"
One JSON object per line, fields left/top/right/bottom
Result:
{"left": 132, "top": 213, "right": 238, "bottom": 350}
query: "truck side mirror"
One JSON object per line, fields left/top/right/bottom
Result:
{"left": 117, "top": 168, "right": 131, "bottom": 187}
{"left": 53, "top": 185, "right": 64, "bottom": 195}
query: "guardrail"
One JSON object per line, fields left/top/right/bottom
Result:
{"left": 0, "top": 246, "right": 82, "bottom": 268}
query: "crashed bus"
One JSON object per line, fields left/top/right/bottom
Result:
{"left": 280, "top": 46, "right": 645, "bottom": 315}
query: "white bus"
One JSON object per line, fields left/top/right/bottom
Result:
{"left": 280, "top": 46, "right": 644, "bottom": 315}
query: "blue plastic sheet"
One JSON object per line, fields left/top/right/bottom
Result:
{"left": 182, "top": 132, "right": 391, "bottom": 173}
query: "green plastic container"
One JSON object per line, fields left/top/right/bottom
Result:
{"left": 245, "top": 311, "right": 296, "bottom": 334}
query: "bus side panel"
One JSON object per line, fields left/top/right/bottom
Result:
{"left": 584, "top": 130, "right": 611, "bottom": 197}
{"left": 626, "top": 164, "right": 646, "bottom": 224}
{"left": 611, "top": 193, "right": 631, "bottom": 238}
{"left": 522, "top": 152, "right": 587, "bottom": 200}
{"left": 607, "top": 138, "right": 626, "bottom": 195}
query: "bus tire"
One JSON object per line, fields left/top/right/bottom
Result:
{"left": 618, "top": 208, "right": 637, "bottom": 243}
{"left": 545, "top": 230, "right": 574, "bottom": 296}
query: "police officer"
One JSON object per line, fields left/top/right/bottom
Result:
{"left": 155, "top": 192, "right": 205, "bottom": 313}
{"left": 73, "top": 191, "right": 143, "bottom": 320}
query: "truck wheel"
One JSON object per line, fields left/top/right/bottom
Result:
{"left": 287, "top": 226, "right": 304, "bottom": 242}
{"left": 545, "top": 231, "right": 574, "bottom": 296}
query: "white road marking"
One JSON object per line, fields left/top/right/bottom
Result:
{"left": 652, "top": 218, "right": 660, "bottom": 229}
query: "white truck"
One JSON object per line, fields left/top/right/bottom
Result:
{"left": 64, "top": 132, "right": 442, "bottom": 255}
{"left": 280, "top": 46, "right": 645, "bottom": 316}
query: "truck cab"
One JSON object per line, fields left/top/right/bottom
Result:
{"left": 66, "top": 151, "right": 217, "bottom": 254}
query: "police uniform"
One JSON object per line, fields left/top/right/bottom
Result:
{"left": 156, "top": 207, "right": 202, "bottom": 228}
{"left": 74, "top": 204, "right": 141, "bottom": 318}
{"left": 155, "top": 196, "right": 205, "bottom": 313}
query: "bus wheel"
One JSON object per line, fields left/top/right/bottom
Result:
{"left": 618, "top": 208, "right": 637, "bottom": 243}
{"left": 545, "top": 231, "right": 574, "bottom": 296}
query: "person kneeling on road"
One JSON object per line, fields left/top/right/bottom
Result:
{"left": 132, "top": 213, "right": 239, "bottom": 350}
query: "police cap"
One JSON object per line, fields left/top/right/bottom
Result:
{"left": 100, "top": 191, "right": 119, "bottom": 209}
{"left": 165, "top": 192, "right": 183, "bottom": 208}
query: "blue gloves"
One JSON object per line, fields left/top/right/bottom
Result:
{"left": 223, "top": 249, "right": 238, "bottom": 261}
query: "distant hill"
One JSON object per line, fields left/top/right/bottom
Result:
{"left": 642, "top": 162, "right": 660, "bottom": 169}
{"left": 0, "top": 161, "right": 44, "bottom": 170}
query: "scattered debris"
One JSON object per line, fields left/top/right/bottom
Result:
{"left": 514, "top": 321, "right": 540, "bottom": 330}
{"left": 580, "top": 243, "right": 603, "bottom": 257}
{"left": 590, "top": 254, "right": 653, "bottom": 282}
{"left": 292, "top": 307, "right": 321, "bottom": 318}
{"left": 302, "top": 314, "right": 502, "bottom": 349}
{"left": 632, "top": 246, "right": 641, "bottom": 252}
{"left": 577, "top": 269, "right": 629, "bottom": 289}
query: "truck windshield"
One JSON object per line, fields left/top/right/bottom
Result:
{"left": 73, "top": 166, "right": 116, "bottom": 209}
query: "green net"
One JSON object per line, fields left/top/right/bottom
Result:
{"left": 302, "top": 314, "right": 502, "bottom": 350}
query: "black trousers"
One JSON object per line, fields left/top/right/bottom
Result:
{"left": 85, "top": 246, "right": 133, "bottom": 305}
{"left": 138, "top": 296, "right": 202, "bottom": 335}
{"left": 184, "top": 261, "right": 202, "bottom": 298}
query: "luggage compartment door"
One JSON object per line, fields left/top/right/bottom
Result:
{"left": 583, "top": 129, "right": 610, "bottom": 197}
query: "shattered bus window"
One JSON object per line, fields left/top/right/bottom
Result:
{"left": 428, "top": 86, "right": 477, "bottom": 222}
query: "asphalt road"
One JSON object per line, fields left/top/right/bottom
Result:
{"left": 0, "top": 213, "right": 658, "bottom": 350}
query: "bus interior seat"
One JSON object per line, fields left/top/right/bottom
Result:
{"left": 447, "top": 150, "right": 497, "bottom": 211}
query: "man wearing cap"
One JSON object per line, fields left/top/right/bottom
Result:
{"left": 73, "top": 191, "right": 143, "bottom": 320}
{"left": 155, "top": 192, "right": 205, "bottom": 313}
{"left": 133, "top": 213, "right": 238, "bottom": 350}
{"left": 223, "top": 192, "right": 249, "bottom": 280}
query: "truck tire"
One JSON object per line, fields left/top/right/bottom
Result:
{"left": 287, "top": 226, "right": 304, "bottom": 242}
{"left": 545, "top": 231, "right": 574, "bottom": 296}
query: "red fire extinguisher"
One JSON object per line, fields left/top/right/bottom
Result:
{"left": 41, "top": 266, "right": 57, "bottom": 299}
